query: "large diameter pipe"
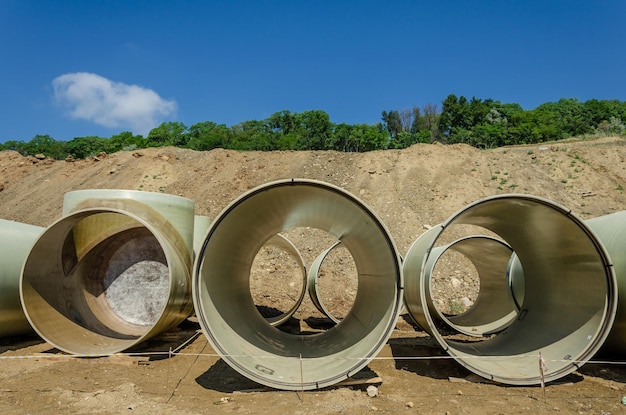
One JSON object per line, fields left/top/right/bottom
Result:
{"left": 421, "top": 236, "right": 518, "bottom": 336}
{"left": 193, "top": 179, "right": 403, "bottom": 390}
{"left": 585, "top": 210, "right": 626, "bottom": 354}
{"left": 505, "top": 210, "right": 626, "bottom": 355}
{"left": 404, "top": 194, "right": 617, "bottom": 385}
{"left": 20, "top": 190, "right": 195, "bottom": 355}
{"left": 0, "top": 219, "right": 44, "bottom": 337}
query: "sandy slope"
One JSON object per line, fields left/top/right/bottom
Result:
{"left": 2, "top": 137, "right": 626, "bottom": 414}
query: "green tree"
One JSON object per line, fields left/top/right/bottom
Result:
{"left": 230, "top": 120, "right": 273, "bottom": 150}
{"left": 1, "top": 140, "right": 27, "bottom": 154}
{"left": 583, "top": 99, "right": 622, "bottom": 128}
{"left": 65, "top": 136, "right": 108, "bottom": 159}
{"left": 23, "top": 135, "right": 66, "bottom": 159}
{"left": 145, "top": 122, "right": 188, "bottom": 148}
{"left": 186, "top": 121, "right": 231, "bottom": 151}
{"left": 268, "top": 110, "right": 297, "bottom": 135}
{"left": 438, "top": 94, "right": 471, "bottom": 140}
{"left": 327, "top": 123, "right": 352, "bottom": 151}
{"left": 267, "top": 110, "right": 299, "bottom": 150}
{"left": 350, "top": 123, "right": 388, "bottom": 152}
{"left": 535, "top": 98, "right": 592, "bottom": 137}
{"left": 381, "top": 110, "right": 403, "bottom": 140}
{"left": 296, "top": 110, "right": 332, "bottom": 150}
{"left": 108, "top": 131, "right": 145, "bottom": 151}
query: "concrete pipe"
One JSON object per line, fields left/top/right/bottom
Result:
{"left": 193, "top": 179, "right": 403, "bottom": 390}
{"left": 20, "top": 190, "right": 195, "bottom": 355}
{"left": 0, "top": 219, "right": 44, "bottom": 337}
{"left": 403, "top": 194, "right": 617, "bottom": 385}
{"left": 307, "top": 241, "right": 343, "bottom": 324}
{"left": 420, "top": 236, "right": 519, "bottom": 336}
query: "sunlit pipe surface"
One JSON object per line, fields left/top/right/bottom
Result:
{"left": 506, "top": 210, "right": 626, "bottom": 355}
{"left": 63, "top": 189, "right": 195, "bottom": 258}
{"left": 193, "top": 179, "right": 403, "bottom": 390}
{"left": 193, "top": 215, "right": 212, "bottom": 260}
{"left": 582, "top": 210, "right": 626, "bottom": 355}
{"left": 0, "top": 219, "right": 44, "bottom": 337}
{"left": 420, "top": 236, "right": 518, "bottom": 336}
{"left": 307, "top": 241, "right": 343, "bottom": 324}
{"left": 404, "top": 194, "right": 617, "bottom": 385}
{"left": 20, "top": 190, "right": 195, "bottom": 355}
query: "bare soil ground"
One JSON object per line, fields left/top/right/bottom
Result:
{"left": 2, "top": 137, "right": 626, "bottom": 414}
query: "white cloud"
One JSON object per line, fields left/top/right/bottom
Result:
{"left": 52, "top": 72, "right": 177, "bottom": 136}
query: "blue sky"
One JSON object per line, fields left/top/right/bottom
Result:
{"left": 1, "top": 1, "right": 624, "bottom": 143}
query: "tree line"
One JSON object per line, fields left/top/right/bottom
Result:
{"left": 2, "top": 96, "right": 625, "bottom": 160}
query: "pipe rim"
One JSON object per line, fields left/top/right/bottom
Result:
{"left": 424, "top": 235, "right": 518, "bottom": 336}
{"left": 20, "top": 204, "right": 193, "bottom": 355}
{"left": 193, "top": 178, "right": 403, "bottom": 390}
{"left": 260, "top": 234, "right": 308, "bottom": 327}
{"left": 413, "top": 194, "right": 617, "bottom": 385}
{"left": 306, "top": 241, "right": 344, "bottom": 324}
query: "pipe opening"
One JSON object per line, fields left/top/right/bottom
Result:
{"left": 250, "top": 234, "right": 307, "bottom": 326}
{"left": 84, "top": 227, "right": 169, "bottom": 333}
{"left": 430, "top": 248, "right": 480, "bottom": 317}
{"left": 193, "top": 179, "right": 402, "bottom": 390}
{"left": 426, "top": 236, "right": 519, "bottom": 337}
{"left": 403, "top": 195, "right": 617, "bottom": 385}
{"left": 21, "top": 205, "right": 192, "bottom": 355}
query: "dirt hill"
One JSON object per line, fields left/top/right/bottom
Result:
{"left": 2, "top": 136, "right": 626, "bottom": 414}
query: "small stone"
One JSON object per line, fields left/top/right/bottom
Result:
{"left": 450, "top": 278, "right": 461, "bottom": 289}
{"left": 370, "top": 406, "right": 378, "bottom": 411}
{"left": 366, "top": 385, "right": 378, "bottom": 397}
{"left": 406, "top": 401, "right": 414, "bottom": 408}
